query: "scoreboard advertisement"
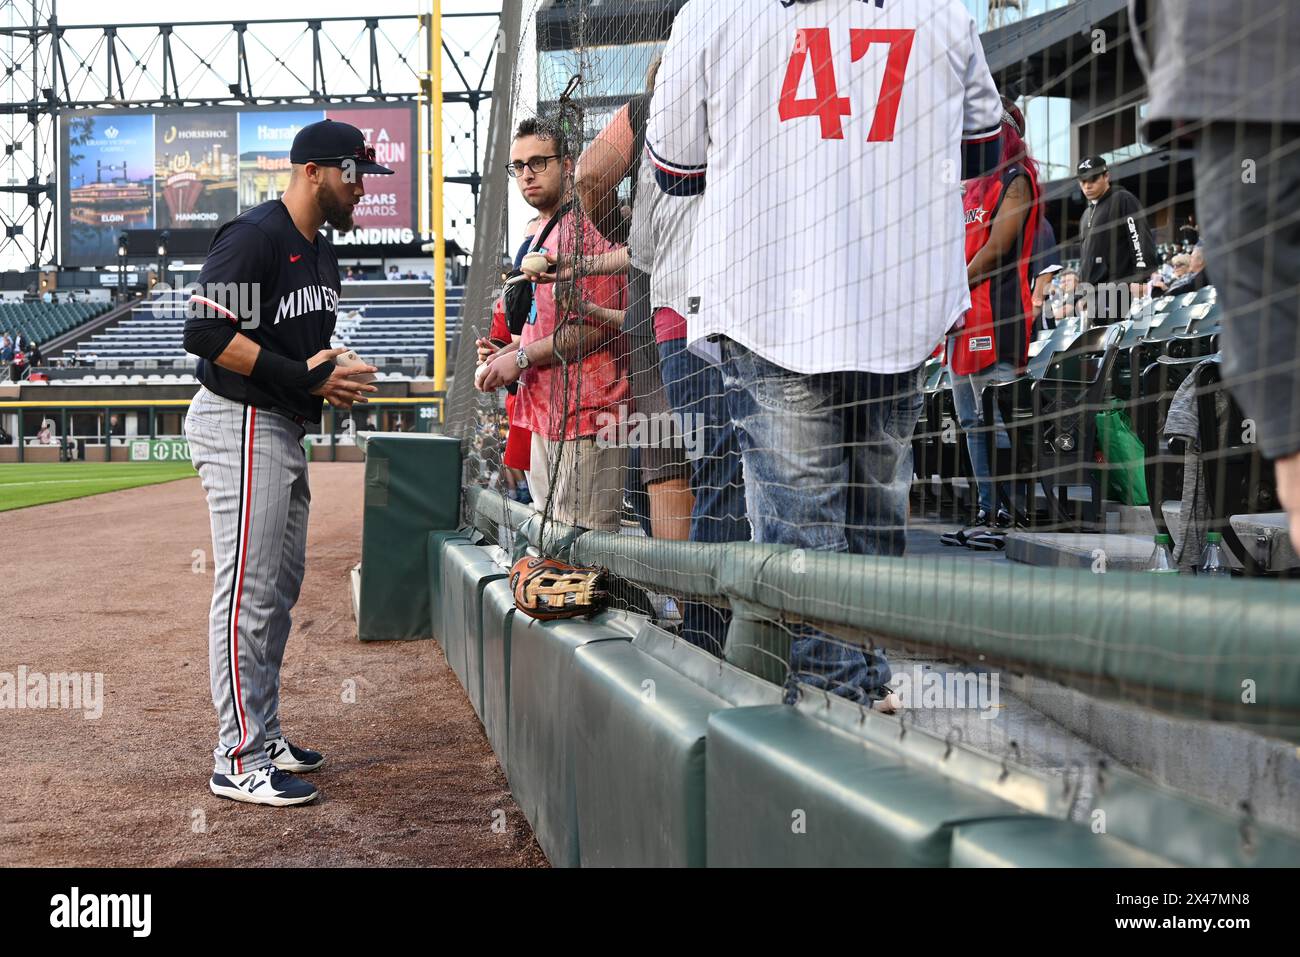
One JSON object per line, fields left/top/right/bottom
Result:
{"left": 61, "top": 103, "right": 418, "bottom": 266}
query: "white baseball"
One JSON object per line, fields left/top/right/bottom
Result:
{"left": 521, "top": 251, "right": 550, "bottom": 275}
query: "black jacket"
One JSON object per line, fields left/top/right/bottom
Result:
{"left": 1078, "top": 185, "right": 1156, "bottom": 288}
{"left": 183, "top": 200, "right": 340, "bottom": 423}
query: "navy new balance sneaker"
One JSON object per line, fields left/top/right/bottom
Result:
{"left": 265, "top": 736, "right": 326, "bottom": 773}
{"left": 209, "top": 766, "right": 319, "bottom": 807}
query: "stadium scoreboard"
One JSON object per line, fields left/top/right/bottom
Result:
{"left": 60, "top": 103, "right": 418, "bottom": 266}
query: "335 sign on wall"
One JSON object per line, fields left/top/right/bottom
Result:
{"left": 778, "top": 28, "right": 916, "bottom": 141}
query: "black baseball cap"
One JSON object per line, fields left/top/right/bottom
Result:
{"left": 1076, "top": 155, "right": 1108, "bottom": 180}
{"left": 290, "top": 119, "right": 395, "bottom": 175}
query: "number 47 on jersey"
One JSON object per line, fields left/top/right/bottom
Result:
{"left": 779, "top": 27, "right": 916, "bottom": 142}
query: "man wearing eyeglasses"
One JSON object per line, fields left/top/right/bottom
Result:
{"left": 182, "top": 118, "right": 390, "bottom": 807}
{"left": 477, "top": 118, "right": 629, "bottom": 532}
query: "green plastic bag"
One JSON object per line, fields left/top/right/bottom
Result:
{"left": 1095, "top": 405, "right": 1149, "bottom": 506}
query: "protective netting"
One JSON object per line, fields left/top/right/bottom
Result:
{"left": 444, "top": 0, "right": 1300, "bottom": 833}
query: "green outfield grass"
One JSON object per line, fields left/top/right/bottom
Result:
{"left": 0, "top": 461, "right": 198, "bottom": 512}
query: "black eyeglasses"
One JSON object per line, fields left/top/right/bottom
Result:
{"left": 506, "top": 154, "right": 561, "bottom": 177}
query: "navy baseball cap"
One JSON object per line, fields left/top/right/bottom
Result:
{"left": 290, "top": 119, "right": 395, "bottom": 175}
{"left": 1076, "top": 155, "right": 1108, "bottom": 180}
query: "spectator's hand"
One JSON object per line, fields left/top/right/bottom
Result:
{"left": 476, "top": 337, "right": 497, "bottom": 365}
{"left": 1275, "top": 452, "right": 1300, "bottom": 551}
{"left": 522, "top": 251, "right": 560, "bottom": 284}
{"left": 478, "top": 348, "right": 522, "bottom": 392}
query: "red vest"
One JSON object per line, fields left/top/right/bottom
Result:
{"left": 949, "top": 166, "right": 1040, "bottom": 376}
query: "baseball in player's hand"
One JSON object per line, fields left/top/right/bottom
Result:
{"left": 311, "top": 355, "right": 379, "bottom": 409}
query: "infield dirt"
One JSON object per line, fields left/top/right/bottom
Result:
{"left": 0, "top": 462, "right": 547, "bottom": 867}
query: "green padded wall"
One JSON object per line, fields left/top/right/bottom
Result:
{"left": 464, "top": 559, "right": 507, "bottom": 724}
{"left": 357, "top": 435, "right": 461, "bottom": 641}
{"left": 437, "top": 543, "right": 481, "bottom": 688}
{"left": 508, "top": 612, "right": 636, "bottom": 867}
{"left": 1095, "top": 767, "right": 1300, "bottom": 867}
{"left": 439, "top": 543, "right": 505, "bottom": 715}
{"left": 706, "top": 705, "right": 1028, "bottom": 867}
{"left": 480, "top": 578, "right": 516, "bottom": 772}
{"left": 632, "top": 622, "right": 785, "bottom": 708}
{"left": 426, "top": 530, "right": 474, "bottom": 645}
{"left": 721, "top": 603, "right": 792, "bottom": 688}
{"left": 572, "top": 641, "right": 729, "bottom": 867}
{"left": 951, "top": 818, "right": 1175, "bottom": 867}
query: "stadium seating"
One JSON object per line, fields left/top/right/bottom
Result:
{"left": 996, "top": 324, "right": 1124, "bottom": 530}
{"left": 59, "top": 285, "right": 465, "bottom": 367}
{"left": 0, "top": 300, "right": 112, "bottom": 346}
{"left": 910, "top": 289, "right": 1245, "bottom": 530}
{"left": 905, "top": 284, "right": 1295, "bottom": 573}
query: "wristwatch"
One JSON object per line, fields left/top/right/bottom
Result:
{"left": 515, "top": 348, "right": 531, "bottom": 370}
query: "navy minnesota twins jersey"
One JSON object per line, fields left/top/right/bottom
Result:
{"left": 187, "top": 199, "right": 341, "bottom": 422}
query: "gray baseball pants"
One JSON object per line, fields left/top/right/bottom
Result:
{"left": 185, "top": 386, "right": 310, "bottom": 775}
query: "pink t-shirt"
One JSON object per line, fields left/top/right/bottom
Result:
{"left": 512, "top": 208, "right": 629, "bottom": 441}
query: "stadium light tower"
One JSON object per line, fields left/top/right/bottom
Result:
{"left": 0, "top": 0, "right": 58, "bottom": 272}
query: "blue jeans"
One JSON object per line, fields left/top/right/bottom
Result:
{"left": 950, "top": 360, "right": 1028, "bottom": 514}
{"left": 719, "top": 338, "right": 924, "bottom": 703}
{"left": 658, "top": 338, "right": 750, "bottom": 654}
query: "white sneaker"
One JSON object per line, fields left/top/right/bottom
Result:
{"left": 265, "top": 736, "right": 326, "bottom": 773}
{"left": 209, "top": 766, "right": 319, "bottom": 807}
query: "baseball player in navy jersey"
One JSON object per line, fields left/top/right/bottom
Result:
{"left": 182, "top": 119, "right": 392, "bottom": 806}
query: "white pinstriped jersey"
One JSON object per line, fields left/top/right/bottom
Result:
{"left": 647, "top": 0, "right": 1002, "bottom": 374}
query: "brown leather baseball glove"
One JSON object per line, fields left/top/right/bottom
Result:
{"left": 509, "top": 556, "right": 607, "bottom": 621}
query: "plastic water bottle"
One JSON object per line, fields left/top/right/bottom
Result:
{"left": 1199, "top": 532, "right": 1232, "bottom": 578}
{"left": 1146, "top": 533, "right": 1178, "bottom": 574}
